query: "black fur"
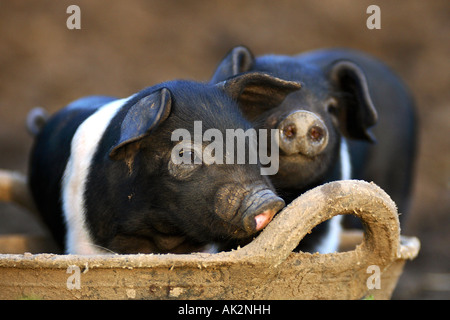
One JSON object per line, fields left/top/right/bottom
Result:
{"left": 29, "top": 76, "right": 298, "bottom": 254}
{"left": 84, "top": 82, "right": 261, "bottom": 252}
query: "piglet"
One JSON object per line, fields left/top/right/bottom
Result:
{"left": 211, "top": 46, "right": 417, "bottom": 253}
{"left": 28, "top": 72, "right": 301, "bottom": 254}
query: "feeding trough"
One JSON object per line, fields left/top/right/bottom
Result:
{"left": 0, "top": 171, "right": 419, "bottom": 300}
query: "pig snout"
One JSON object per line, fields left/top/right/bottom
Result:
{"left": 240, "top": 188, "right": 285, "bottom": 233}
{"left": 215, "top": 184, "right": 285, "bottom": 236}
{"left": 278, "top": 110, "right": 329, "bottom": 157}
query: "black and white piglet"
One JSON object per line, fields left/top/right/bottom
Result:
{"left": 28, "top": 72, "right": 300, "bottom": 254}
{"left": 211, "top": 46, "right": 417, "bottom": 253}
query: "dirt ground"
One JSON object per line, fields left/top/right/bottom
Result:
{"left": 0, "top": 0, "right": 448, "bottom": 299}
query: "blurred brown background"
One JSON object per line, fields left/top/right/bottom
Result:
{"left": 0, "top": 0, "right": 448, "bottom": 299}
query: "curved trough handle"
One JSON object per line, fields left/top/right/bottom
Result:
{"left": 236, "top": 180, "right": 401, "bottom": 268}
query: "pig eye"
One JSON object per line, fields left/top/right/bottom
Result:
{"left": 178, "top": 148, "right": 201, "bottom": 164}
{"left": 171, "top": 141, "right": 203, "bottom": 166}
{"left": 326, "top": 98, "right": 339, "bottom": 115}
{"left": 169, "top": 143, "right": 203, "bottom": 180}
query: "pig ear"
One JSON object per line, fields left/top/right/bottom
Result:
{"left": 109, "top": 88, "right": 172, "bottom": 159}
{"left": 217, "top": 72, "right": 301, "bottom": 117}
{"left": 210, "top": 46, "right": 254, "bottom": 83}
{"left": 328, "top": 60, "right": 378, "bottom": 143}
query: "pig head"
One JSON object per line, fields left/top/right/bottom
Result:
{"left": 29, "top": 72, "right": 300, "bottom": 254}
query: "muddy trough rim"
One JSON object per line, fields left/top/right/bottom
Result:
{"left": 0, "top": 179, "right": 421, "bottom": 300}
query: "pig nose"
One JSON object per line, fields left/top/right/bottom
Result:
{"left": 278, "top": 110, "right": 329, "bottom": 157}
{"left": 241, "top": 189, "right": 285, "bottom": 234}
